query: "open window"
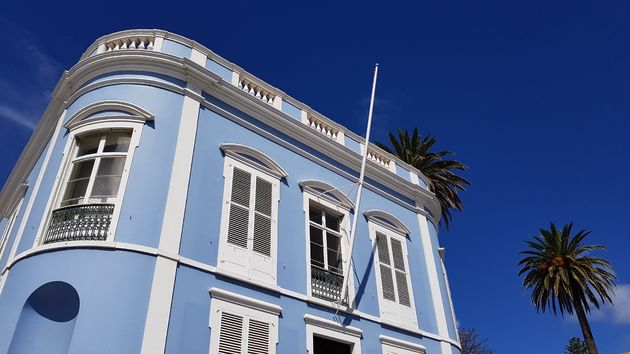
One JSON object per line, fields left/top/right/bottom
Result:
{"left": 300, "top": 180, "right": 354, "bottom": 304}
{"left": 37, "top": 101, "right": 152, "bottom": 245}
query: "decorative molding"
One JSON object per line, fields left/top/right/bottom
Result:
{"left": 298, "top": 180, "right": 354, "bottom": 211}
{"left": 210, "top": 287, "right": 282, "bottom": 315}
{"left": 63, "top": 100, "right": 154, "bottom": 130}
{"left": 380, "top": 335, "right": 427, "bottom": 353}
{"left": 1, "top": 184, "right": 28, "bottom": 219}
{"left": 220, "top": 143, "right": 288, "bottom": 179}
{"left": 364, "top": 209, "right": 412, "bottom": 235}
{"left": 303, "top": 314, "right": 363, "bottom": 337}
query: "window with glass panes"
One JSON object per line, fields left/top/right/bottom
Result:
{"left": 60, "top": 131, "right": 131, "bottom": 206}
{"left": 309, "top": 203, "right": 343, "bottom": 275}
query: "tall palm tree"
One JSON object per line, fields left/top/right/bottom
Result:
{"left": 375, "top": 128, "right": 469, "bottom": 228}
{"left": 518, "top": 223, "right": 616, "bottom": 354}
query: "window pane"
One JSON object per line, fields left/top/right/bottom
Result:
{"left": 309, "top": 226, "right": 323, "bottom": 246}
{"left": 97, "top": 157, "right": 126, "bottom": 176}
{"left": 69, "top": 159, "right": 95, "bottom": 179}
{"left": 103, "top": 132, "right": 131, "bottom": 152}
{"left": 309, "top": 206, "right": 322, "bottom": 224}
{"left": 327, "top": 250, "right": 342, "bottom": 273}
{"left": 77, "top": 134, "right": 101, "bottom": 156}
{"left": 91, "top": 176, "right": 121, "bottom": 197}
{"left": 326, "top": 213, "right": 340, "bottom": 232}
{"left": 326, "top": 234, "right": 341, "bottom": 253}
{"left": 310, "top": 244, "right": 324, "bottom": 267}
{"left": 62, "top": 179, "right": 89, "bottom": 202}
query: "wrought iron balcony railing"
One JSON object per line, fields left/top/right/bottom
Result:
{"left": 311, "top": 265, "right": 346, "bottom": 304}
{"left": 43, "top": 204, "right": 114, "bottom": 244}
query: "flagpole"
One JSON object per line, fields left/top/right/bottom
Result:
{"left": 340, "top": 64, "right": 379, "bottom": 305}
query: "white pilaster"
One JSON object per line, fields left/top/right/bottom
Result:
{"left": 300, "top": 109, "right": 308, "bottom": 124}
{"left": 140, "top": 87, "right": 201, "bottom": 354}
{"left": 441, "top": 342, "right": 454, "bottom": 354}
{"left": 416, "top": 211, "right": 450, "bottom": 339}
{"left": 153, "top": 36, "right": 164, "bottom": 52}
{"left": 272, "top": 95, "right": 283, "bottom": 110}
{"left": 231, "top": 71, "right": 240, "bottom": 87}
{"left": 190, "top": 48, "right": 207, "bottom": 67}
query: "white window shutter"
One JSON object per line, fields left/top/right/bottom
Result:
{"left": 252, "top": 178, "right": 272, "bottom": 257}
{"left": 218, "top": 312, "right": 244, "bottom": 354}
{"left": 376, "top": 233, "right": 397, "bottom": 302}
{"left": 247, "top": 318, "right": 271, "bottom": 354}
{"left": 390, "top": 239, "right": 411, "bottom": 306}
{"left": 227, "top": 168, "right": 251, "bottom": 248}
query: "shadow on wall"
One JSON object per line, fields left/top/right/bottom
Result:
{"left": 9, "top": 281, "right": 80, "bottom": 354}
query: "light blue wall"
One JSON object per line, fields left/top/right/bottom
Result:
{"left": 181, "top": 93, "right": 441, "bottom": 332}
{"left": 80, "top": 70, "right": 186, "bottom": 89}
{"left": 428, "top": 221, "right": 458, "bottom": 340}
{"left": 281, "top": 101, "right": 301, "bottom": 121}
{"left": 205, "top": 59, "right": 232, "bottom": 82}
{"left": 0, "top": 249, "right": 155, "bottom": 354}
{"left": 395, "top": 162, "right": 411, "bottom": 182}
{"left": 161, "top": 39, "right": 192, "bottom": 58}
{"left": 166, "top": 265, "right": 446, "bottom": 354}
{"left": 344, "top": 135, "right": 362, "bottom": 155}
{"left": 1, "top": 149, "right": 47, "bottom": 265}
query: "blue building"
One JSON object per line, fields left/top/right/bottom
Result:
{"left": 0, "top": 30, "right": 461, "bottom": 354}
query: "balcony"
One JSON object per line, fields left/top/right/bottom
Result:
{"left": 43, "top": 204, "right": 114, "bottom": 244}
{"left": 311, "top": 265, "right": 346, "bottom": 304}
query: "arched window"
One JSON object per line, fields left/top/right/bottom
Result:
{"left": 217, "top": 144, "right": 287, "bottom": 286}
{"left": 38, "top": 101, "right": 153, "bottom": 245}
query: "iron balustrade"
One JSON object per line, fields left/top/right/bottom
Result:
{"left": 44, "top": 204, "right": 114, "bottom": 244}
{"left": 311, "top": 265, "right": 346, "bottom": 304}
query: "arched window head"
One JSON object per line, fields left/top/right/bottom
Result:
{"left": 220, "top": 144, "right": 288, "bottom": 180}
{"left": 364, "top": 210, "right": 412, "bottom": 236}
{"left": 298, "top": 180, "right": 354, "bottom": 211}
{"left": 63, "top": 100, "right": 154, "bottom": 131}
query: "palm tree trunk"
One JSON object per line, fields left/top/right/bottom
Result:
{"left": 573, "top": 296, "right": 598, "bottom": 354}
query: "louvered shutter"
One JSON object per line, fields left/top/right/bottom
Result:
{"left": 218, "top": 312, "right": 244, "bottom": 354}
{"left": 376, "top": 233, "right": 397, "bottom": 301}
{"left": 247, "top": 318, "right": 270, "bottom": 354}
{"left": 252, "top": 178, "right": 272, "bottom": 256}
{"left": 227, "top": 168, "right": 251, "bottom": 249}
{"left": 390, "top": 239, "right": 411, "bottom": 306}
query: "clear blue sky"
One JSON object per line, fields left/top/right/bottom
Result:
{"left": 1, "top": 1, "right": 629, "bottom": 352}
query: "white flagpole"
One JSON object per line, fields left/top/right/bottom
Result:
{"left": 340, "top": 64, "right": 379, "bottom": 305}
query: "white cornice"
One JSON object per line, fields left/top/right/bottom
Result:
{"left": 220, "top": 143, "right": 288, "bottom": 179}
{"left": 364, "top": 209, "right": 412, "bottom": 236}
{"left": 380, "top": 335, "right": 427, "bottom": 353}
{"left": 298, "top": 180, "right": 355, "bottom": 211}
{"left": 64, "top": 100, "right": 154, "bottom": 131}
{"left": 209, "top": 287, "right": 282, "bottom": 315}
{"left": 303, "top": 314, "right": 363, "bottom": 337}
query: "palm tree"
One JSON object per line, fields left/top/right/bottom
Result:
{"left": 518, "top": 223, "right": 616, "bottom": 354}
{"left": 375, "top": 128, "right": 469, "bottom": 228}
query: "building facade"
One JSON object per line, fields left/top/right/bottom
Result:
{"left": 0, "top": 29, "right": 460, "bottom": 354}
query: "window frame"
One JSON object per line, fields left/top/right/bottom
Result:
{"left": 303, "top": 190, "right": 355, "bottom": 304}
{"left": 304, "top": 314, "right": 362, "bottom": 354}
{"left": 217, "top": 154, "right": 281, "bottom": 285}
{"left": 34, "top": 102, "right": 151, "bottom": 246}
{"left": 369, "top": 221, "right": 418, "bottom": 328}
{"left": 209, "top": 288, "right": 280, "bottom": 354}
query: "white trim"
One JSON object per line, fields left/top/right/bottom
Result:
{"left": 210, "top": 287, "right": 282, "bottom": 315}
{"left": 1, "top": 242, "right": 460, "bottom": 350}
{"left": 305, "top": 314, "right": 362, "bottom": 354}
{"left": 417, "top": 214, "right": 450, "bottom": 338}
{"left": 190, "top": 48, "right": 207, "bottom": 67}
{"left": 364, "top": 210, "right": 412, "bottom": 236}
{"left": 380, "top": 335, "right": 427, "bottom": 353}
{"left": 441, "top": 342, "right": 454, "bottom": 354}
{"left": 140, "top": 256, "right": 177, "bottom": 354}
{"left": 298, "top": 180, "right": 354, "bottom": 211}
{"left": 220, "top": 143, "right": 288, "bottom": 179}
{"left": 209, "top": 294, "right": 279, "bottom": 354}
{"left": 0, "top": 196, "right": 24, "bottom": 268}
{"left": 63, "top": 100, "right": 154, "bottom": 130}
{"left": 302, "top": 190, "right": 355, "bottom": 305}
{"left": 158, "top": 93, "right": 200, "bottom": 253}
{"left": 369, "top": 221, "right": 419, "bottom": 328}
